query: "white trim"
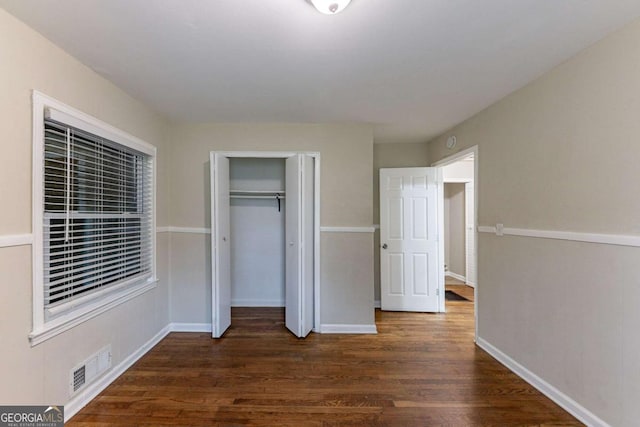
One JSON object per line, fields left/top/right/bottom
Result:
{"left": 165, "top": 226, "right": 211, "bottom": 234}
{"left": 445, "top": 271, "right": 466, "bottom": 282}
{"left": 156, "top": 226, "right": 170, "bottom": 233}
{"left": 215, "top": 150, "right": 298, "bottom": 158}
{"left": 374, "top": 300, "right": 381, "bottom": 309}
{"left": 170, "top": 323, "right": 212, "bottom": 332}
{"left": 477, "top": 225, "right": 496, "bottom": 234}
{"left": 476, "top": 337, "right": 610, "bottom": 427}
{"left": 373, "top": 224, "right": 380, "bottom": 230}
{"left": 64, "top": 324, "right": 171, "bottom": 422}
{"left": 32, "top": 91, "right": 46, "bottom": 340}
{"left": 464, "top": 181, "right": 476, "bottom": 287}
{"left": 314, "top": 155, "right": 321, "bottom": 333}
{"left": 437, "top": 167, "right": 446, "bottom": 313}
{"left": 231, "top": 299, "right": 284, "bottom": 307}
{"left": 320, "top": 226, "right": 376, "bottom": 233}
{"left": 432, "top": 146, "right": 478, "bottom": 167}
{"left": 443, "top": 178, "right": 472, "bottom": 183}
{"left": 320, "top": 324, "right": 378, "bottom": 334}
{"left": 0, "top": 233, "right": 33, "bottom": 248}
{"left": 45, "top": 275, "right": 153, "bottom": 318}
{"left": 42, "top": 96, "right": 156, "bottom": 157}
{"left": 478, "top": 225, "right": 640, "bottom": 248}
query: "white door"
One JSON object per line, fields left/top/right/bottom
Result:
{"left": 285, "top": 154, "right": 314, "bottom": 338}
{"left": 380, "top": 167, "right": 440, "bottom": 312}
{"left": 211, "top": 153, "right": 231, "bottom": 338}
{"left": 465, "top": 182, "right": 476, "bottom": 287}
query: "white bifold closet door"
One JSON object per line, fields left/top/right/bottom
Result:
{"left": 210, "top": 153, "right": 314, "bottom": 339}
{"left": 285, "top": 154, "right": 314, "bottom": 338}
{"left": 211, "top": 153, "right": 231, "bottom": 338}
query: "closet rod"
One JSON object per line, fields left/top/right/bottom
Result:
{"left": 229, "top": 190, "right": 285, "bottom": 194}
{"left": 230, "top": 195, "right": 286, "bottom": 199}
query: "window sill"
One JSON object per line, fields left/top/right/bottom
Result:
{"left": 29, "top": 279, "right": 158, "bottom": 346}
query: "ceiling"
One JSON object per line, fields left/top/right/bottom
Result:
{"left": 3, "top": 1, "right": 640, "bottom": 144}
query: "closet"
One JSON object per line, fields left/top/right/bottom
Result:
{"left": 209, "top": 152, "right": 318, "bottom": 339}
{"left": 229, "top": 158, "right": 286, "bottom": 308}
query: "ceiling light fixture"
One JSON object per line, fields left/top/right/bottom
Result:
{"left": 310, "top": 0, "right": 352, "bottom": 15}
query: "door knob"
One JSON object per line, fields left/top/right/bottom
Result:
{"left": 382, "top": 243, "right": 388, "bottom": 249}
{"left": 289, "top": 241, "right": 294, "bottom": 246}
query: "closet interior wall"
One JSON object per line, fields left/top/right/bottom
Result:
{"left": 229, "top": 158, "right": 286, "bottom": 307}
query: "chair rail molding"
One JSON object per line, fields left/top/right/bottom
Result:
{"left": 0, "top": 233, "right": 34, "bottom": 248}
{"left": 478, "top": 225, "right": 640, "bottom": 248}
{"left": 320, "top": 226, "right": 376, "bottom": 233}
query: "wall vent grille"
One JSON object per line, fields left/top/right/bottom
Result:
{"left": 72, "top": 365, "right": 86, "bottom": 392}
{"left": 69, "top": 345, "right": 112, "bottom": 396}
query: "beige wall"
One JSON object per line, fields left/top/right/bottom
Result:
{"left": 167, "top": 123, "right": 375, "bottom": 327}
{"left": 372, "top": 142, "right": 429, "bottom": 302}
{"left": 444, "top": 183, "right": 465, "bottom": 277}
{"left": 169, "top": 123, "right": 374, "bottom": 228}
{"left": 428, "top": 16, "right": 640, "bottom": 426}
{"left": 0, "top": 8, "right": 170, "bottom": 407}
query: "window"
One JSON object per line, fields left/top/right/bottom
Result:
{"left": 31, "top": 92, "right": 156, "bottom": 345}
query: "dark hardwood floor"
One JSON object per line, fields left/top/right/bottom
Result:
{"left": 68, "top": 301, "right": 582, "bottom": 426}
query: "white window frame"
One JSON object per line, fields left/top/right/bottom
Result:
{"left": 30, "top": 91, "right": 157, "bottom": 346}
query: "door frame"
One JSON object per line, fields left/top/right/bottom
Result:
{"left": 432, "top": 145, "right": 478, "bottom": 341}
{"left": 209, "top": 151, "right": 321, "bottom": 332}
{"left": 464, "top": 181, "right": 475, "bottom": 287}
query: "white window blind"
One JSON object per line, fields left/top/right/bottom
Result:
{"left": 42, "top": 117, "right": 153, "bottom": 319}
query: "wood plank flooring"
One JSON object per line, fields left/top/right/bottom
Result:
{"left": 68, "top": 302, "right": 582, "bottom": 426}
{"left": 446, "top": 284, "right": 474, "bottom": 302}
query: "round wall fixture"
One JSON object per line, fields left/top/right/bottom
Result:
{"left": 310, "top": 0, "right": 351, "bottom": 14}
{"left": 446, "top": 135, "right": 457, "bottom": 149}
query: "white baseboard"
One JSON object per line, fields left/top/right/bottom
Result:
{"left": 476, "top": 337, "right": 609, "bottom": 427}
{"left": 231, "top": 299, "right": 285, "bottom": 307}
{"left": 64, "top": 324, "right": 171, "bottom": 422}
{"left": 170, "top": 322, "right": 212, "bottom": 332}
{"left": 320, "top": 324, "right": 377, "bottom": 334}
{"left": 374, "top": 300, "right": 381, "bottom": 309}
{"left": 445, "top": 271, "right": 466, "bottom": 282}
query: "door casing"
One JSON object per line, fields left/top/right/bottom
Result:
{"left": 433, "top": 145, "right": 479, "bottom": 341}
